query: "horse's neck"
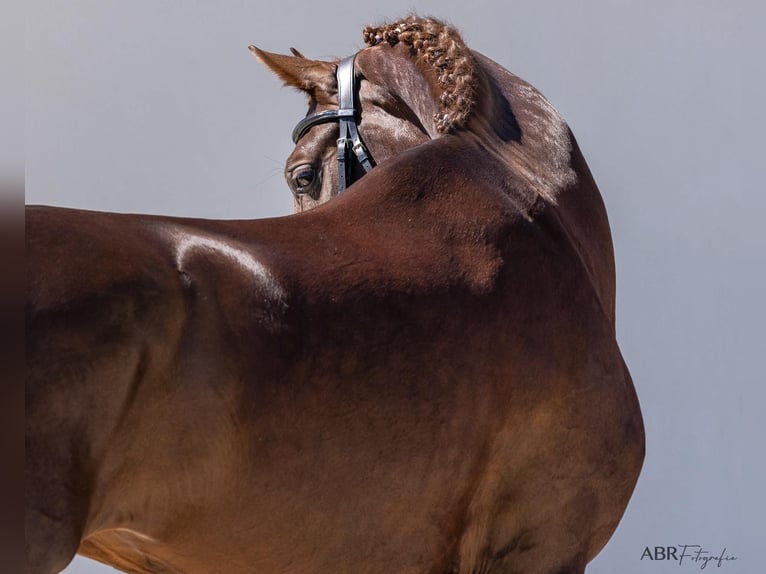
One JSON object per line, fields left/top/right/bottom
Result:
{"left": 472, "top": 52, "right": 577, "bottom": 204}
{"left": 473, "top": 53, "right": 617, "bottom": 322}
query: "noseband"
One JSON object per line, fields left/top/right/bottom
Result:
{"left": 291, "top": 55, "right": 375, "bottom": 194}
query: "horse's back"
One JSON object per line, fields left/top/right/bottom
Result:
{"left": 26, "top": 206, "right": 181, "bottom": 314}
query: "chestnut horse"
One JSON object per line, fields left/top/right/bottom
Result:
{"left": 26, "top": 16, "right": 643, "bottom": 574}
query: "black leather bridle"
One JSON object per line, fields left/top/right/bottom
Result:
{"left": 291, "top": 55, "right": 375, "bottom": 194}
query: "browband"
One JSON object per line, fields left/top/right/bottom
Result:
{"left": 292, "top": 109, "right": 354, "bottom": 144}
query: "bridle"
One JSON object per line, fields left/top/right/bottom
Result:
{"left": 291, "top": 55, "right": 375, "bottom": 194}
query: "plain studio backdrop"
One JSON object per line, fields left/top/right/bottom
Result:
{"left": 25, "top": 1, "right": 765, "bottom": 573}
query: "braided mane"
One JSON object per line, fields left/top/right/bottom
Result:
{"left": 363, "top": 16, "right": 477, "bottom": 134}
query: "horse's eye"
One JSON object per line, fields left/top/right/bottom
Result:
{"left": 291, "top": 166, "right": 317, "bottom": 194}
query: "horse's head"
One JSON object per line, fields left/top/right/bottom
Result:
{"left": 251, "top": 17, "right": 488, "bottom": 212}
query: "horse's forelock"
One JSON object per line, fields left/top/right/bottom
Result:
{"left": 363, "top": 16, "right": 477, "bottom": 134}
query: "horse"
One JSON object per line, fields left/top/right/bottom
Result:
{"left": 26, "top": 16, "right": 644, "bottom": 574}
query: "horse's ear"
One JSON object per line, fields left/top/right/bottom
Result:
{"left": 249, "top": 45, "right": 336, "bottom": 101}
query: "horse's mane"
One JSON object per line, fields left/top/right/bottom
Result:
{"left": 363, "top": 16, "right": 577, "bottom": 210}
{"left": 363, "top": 16, "right": 476, "bottom": 134}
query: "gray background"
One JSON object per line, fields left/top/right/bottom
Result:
{"left": 25, "top": 1, "right": 765, "bottom": 572}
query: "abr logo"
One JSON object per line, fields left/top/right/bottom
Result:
{"left": 640, "top": 545, "right": 737, "bottom": 568}
{"left": 641, "top": 546, "right": 678, "bottom": 561}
